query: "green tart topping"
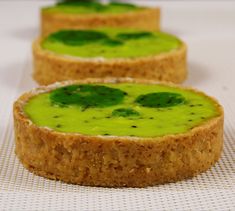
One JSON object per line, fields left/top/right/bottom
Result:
{"left": 112, "top": 108, "right": 140, "bottom": 117}
{"left": 42, "top": 29, "right": 182, "bottom": 59}
{"left": 42, "top": 1, "right": 140, "bottom": 15}
{"left": 48, "top": 30, "right": 123, "bottom": 46}
{"left": 49, "top": 30, "right": 109, "bottom": 46}
{"left": 24, "top": 83, "right": 220, "bottom": 137}
{"left": 50, "top": 84, "right": 127, "bottom": 108}
{"left": 135, "top": 92, "right": 185, "bottom": 108}
{"left": 116, "top": 32, "right": 154, "bottom": 40}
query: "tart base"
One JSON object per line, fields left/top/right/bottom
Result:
{"left": 41, "top": 8, "right": 161, "bottom": 37}
{"left": 14, "top": 79, "right": 224, "bottom": 187}
{"left": 32, "top": 40, "right": 187, "bottom": 85}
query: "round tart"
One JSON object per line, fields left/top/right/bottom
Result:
{"left": 13, "top": 78, "right": 224, "bottom": 187}
{"left": 41, "top": 1, "right": 160, "bottom": 37}
{"left": 33, "top": 29, "right": 187, "bottom": 85}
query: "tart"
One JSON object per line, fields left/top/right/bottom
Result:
{"left": 41, "top": 1, "right": 160, "bottom": 37}
{"left": 33, "top": 28, "right": 187, "bottom": 85}
{"left": 13, "top": 78, "right": 224, "bottom": 187}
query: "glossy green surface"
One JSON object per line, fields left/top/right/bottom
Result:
{"left": 50, "top": 84, "right": 127, "bottom": 108}
{"left": 42, "top": 29, "right": 182, "bottom": 59}
{"left": 42, "top": 2, "right": 142, "bottom": 15}
{"left": 24, "top": 83, "right": 220, "bottom": 137}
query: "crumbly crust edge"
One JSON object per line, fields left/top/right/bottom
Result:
{"left": 41, "top": 8, "right": 161, "bottom": 36}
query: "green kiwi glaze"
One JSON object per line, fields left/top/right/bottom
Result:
{"left": 112, "top": 108, "right": 140, "bottom": 118}
{"left": 41, "top": 29, "right": 182, "bottom": 59}
{"left": 24, "top": 83, "right": 220, "bottom": 137}
{"left": 50, "top": 84, "right": 127, "bottom": 108}
{"left": 116, "top": 32, "right": 154, "bottom": 40}
{"left": 135, "top": 92, "right": 185, "bottom": 108}
{"left": 42, "top": 2, "right": 141, "bottom": 15}
{"left": 48, "top": 30, "right": 111, "bottom": 46}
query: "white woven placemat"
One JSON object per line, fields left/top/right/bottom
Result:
{"left": 0, "top": 1, "right": 235, "bottom": 210}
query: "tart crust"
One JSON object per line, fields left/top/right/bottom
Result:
{"left": 13, "top": 78, "right": 224, "bottom": 187}
{"left": 41, "top": 8, "right": 160, "bottom": 37}
{"left": 32, "top": 38, "right": 187, "bottom": 85}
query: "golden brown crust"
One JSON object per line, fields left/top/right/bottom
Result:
{"left": 13, "top": 78, "right": 224, "bottom": 187}
{"left": 41, "top": 8, "right": 160, "bottom": 37}
{"left": 32, "top": 38, "right": 187, "bottom": 85}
